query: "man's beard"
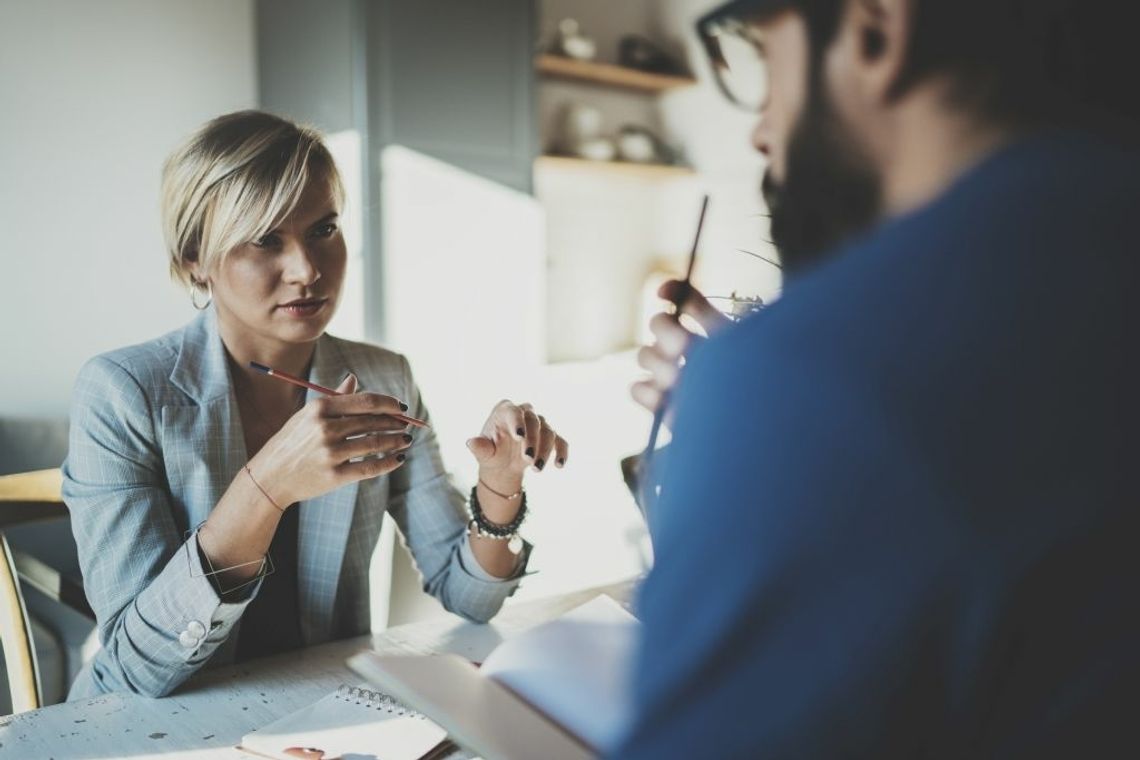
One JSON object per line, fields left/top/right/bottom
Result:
{"left": 762, "top": 78, "right": 882, "bottom": 275}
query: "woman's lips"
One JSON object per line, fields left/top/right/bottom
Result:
{"left": 278, "top": 298, "right": 327, "bottom": 317}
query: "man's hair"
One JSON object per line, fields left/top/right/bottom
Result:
{"left": 889, "top": 0, "right": 1136, "bottom": 138}
{"left": 749, "top": 0, "right": 1136, "bottom": 139}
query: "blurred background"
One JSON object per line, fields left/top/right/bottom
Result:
{"left": 0, "top": 0, "right": 780, "bottom": 709}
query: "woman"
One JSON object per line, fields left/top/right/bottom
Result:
{"left": 63, "top": 110, "right": 567, "bottom": 699}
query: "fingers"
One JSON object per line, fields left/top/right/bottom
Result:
{"left": 481, "top": 401, "right": 570, "bottom": 471}
{"left": 315, "top": 391, "right": 407, "bottom": 418}
{"left": 552, "top": 434, "right": 569, "bottom": 468}
{"left": 521, "top": 405, "right": 540, "bottom": 463}
{"left": 649, "top": 312, "right": 694, "bottom": 360}
{"left": 497, "top": 400, "right": 528, "bottom": 443}
{"left": 334, "top": 372, "right": 359, "bottom": 395}
{"left": 636, "top": 345, "right": 681, "bottom": 389}
{"left": 631, "top": 379, "right": 664, "bottom": 413}
{"left": 323, "top": 413, "right": 409, "bottom": 441}
{"left": 526, "top": 411, "right": 567, "bottom": 471}
{"left": 466, "top": 436, "right": 496, "bottom": 464}
{"left": 333, "top": 430, "right": 414, "bottom": 462}
{"left": 335, "top": 449, "right": 408, "bottom": 483}
{"left": 482, "top": 400, "right": 568, "bottom": 472}
{"left": 533, "top": 415, "right": 556, "bottom": 471}
{"left": 658, "top": 280, "right": 730, "bottom": 335}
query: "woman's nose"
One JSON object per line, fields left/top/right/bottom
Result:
{"left": 282, "top": 241, "right": 321, "bottom": 286}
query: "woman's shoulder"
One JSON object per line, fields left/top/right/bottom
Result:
{"left": 74, "top": 323, "right": 188, "bottom": 396}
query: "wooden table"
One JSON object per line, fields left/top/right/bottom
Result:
{"left": 0, "top": 580, "right": 636, "bottom": 759}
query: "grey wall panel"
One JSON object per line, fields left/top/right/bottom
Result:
{"left": 369, "top": 0, "right": 536, "bottom": 192}
{"left": 256, "top": 0, "right": 357, "bottom": 132}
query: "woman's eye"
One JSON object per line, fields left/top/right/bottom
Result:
{"left": 312, "top": 223, "right": 338, "bottom": 239}
{"left": 252, "top": 233, "right": 281, "bottom": 249}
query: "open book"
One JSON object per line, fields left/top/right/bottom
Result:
{"left": 347, "top": 595, "right": 640, "bottom": 760}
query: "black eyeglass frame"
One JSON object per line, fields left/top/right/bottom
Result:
{"left": 696, "top": 0, "right": 789, "bottom": 112}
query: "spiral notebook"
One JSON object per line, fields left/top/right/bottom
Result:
{"left": 237, "top": 684, "right": 452, "bottom": 760}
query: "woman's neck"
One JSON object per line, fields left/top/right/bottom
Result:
{"left": 216, "top": 316, "right": 317, "bottom": 402}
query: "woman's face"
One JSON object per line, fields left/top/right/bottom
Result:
{"left": 196, "top": 175, "right": 346, "bottom": 353}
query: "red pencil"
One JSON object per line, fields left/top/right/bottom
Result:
{"left": 249, "top": 361, "right": 430, "bottom": 429}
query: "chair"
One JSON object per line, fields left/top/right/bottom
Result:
{"left": 0, "top": 468, "right": 91, "bottom": 714}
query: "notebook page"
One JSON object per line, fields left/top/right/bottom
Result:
{"left": 239, "top": 685, "right": 448, "bottom": 760}
{"left": 478, "top": 595, "right": 639, "bottom": 752}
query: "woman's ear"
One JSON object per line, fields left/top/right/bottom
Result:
{"left": 185, "top": 253, "right": 206, "bottom": 287}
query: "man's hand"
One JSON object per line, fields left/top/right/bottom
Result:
{"left": 632, "top": 280, "right": 731, "bottom": 423}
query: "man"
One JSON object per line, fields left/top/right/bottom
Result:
{"left": 620, "top": 0, "right": 1137, "bottom": 757}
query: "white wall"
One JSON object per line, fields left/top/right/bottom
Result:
{"left": 0, "top": 0, "right": 257, "bottom": 419}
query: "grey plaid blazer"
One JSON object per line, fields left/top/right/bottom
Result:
{"left": 63, "top": 307, "right": 529, "bottom": 699}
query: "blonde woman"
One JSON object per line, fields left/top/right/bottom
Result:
{"left": 62, "top": 110, "right": 566, "bottom": 699}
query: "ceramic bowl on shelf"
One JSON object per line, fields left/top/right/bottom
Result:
{"left": 576, "top": 138, "right": 617, "bottom": 162}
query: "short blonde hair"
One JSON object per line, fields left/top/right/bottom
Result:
{"left": 161, "top": 110, "right": 345, "bottom": 289}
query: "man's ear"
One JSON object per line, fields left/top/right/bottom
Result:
{"left": 851, "top": 0, "right": 912, "bottom": 104}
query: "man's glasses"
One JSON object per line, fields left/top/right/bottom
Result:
{"left": 697, "top": 5, "right": 770, "bottom": 112}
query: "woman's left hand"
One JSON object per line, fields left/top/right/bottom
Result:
{"left": 466, "top": 400, "right": 569, "bottom": 488}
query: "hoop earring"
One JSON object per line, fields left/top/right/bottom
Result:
{"left": 190, "top": 281, "right": 211, "bottom": 311}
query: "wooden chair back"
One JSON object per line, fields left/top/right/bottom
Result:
{"left": 0, "top": 468, "right": 67, "bottom": 714}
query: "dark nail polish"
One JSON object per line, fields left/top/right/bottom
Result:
{"left": 396, "top": 453, "right": 406, "bottom": 462}
{"left": 557, "top": 457, "right": 565, "bottom": 466}
{"left": 525, "top": 447, "right": 535, "bottom": 458}
{"left": 402, "top": 433, "right": 413, "bottom": 444}
{"left": 535, "top": 458, "right": 545, "bottom": 470}
{"left": 399, "top": 402, "right": 409, "bottom": 412}
{"left": 516, "top": 427, "right": 525, "bottom": 436}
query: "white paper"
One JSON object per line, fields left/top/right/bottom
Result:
{"left": 478, "top": 594, "right": 639, "bottom": 752}
{"left": 240, "top": 687, "right": 448, "bottom": 760}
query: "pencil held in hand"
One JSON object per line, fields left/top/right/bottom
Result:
{"left": 249, "top": 362, "right": 430, "bottom": 428}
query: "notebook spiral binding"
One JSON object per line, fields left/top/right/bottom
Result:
{"left": 335, "top": 684, "right": 422, "bottom": 717}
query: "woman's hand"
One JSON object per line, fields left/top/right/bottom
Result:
{"left": 466, "top": 399, "right": 568, "bottom": 495}
{"left": 248, "top": 374, "right": 412, "bottom": 507}
{"left": 631, "top": 280, "right": 731, "bottom": 424}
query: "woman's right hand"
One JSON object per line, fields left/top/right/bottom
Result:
{"left": 248, "top": 374, "right": 412, "bottom": 507}
{"left": 631, "top": 280, "right": 732, "bottom": 423}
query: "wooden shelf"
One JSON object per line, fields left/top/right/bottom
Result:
{"left": 535, "top": 54, "right": 695, "bottom": 94}
{"left": 535, "top": 155, "right": 695, "bottom": 180}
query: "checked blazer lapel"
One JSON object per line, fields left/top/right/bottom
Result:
{"left": 296, "top": 335, "right": 359, "bottom": 646}
{"left": 164, "top": 307, "right": 248, "bottom": 536}
{"left": 167, "top": 310, "right": 359, "bottom": 647}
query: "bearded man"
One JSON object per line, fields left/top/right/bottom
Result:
{"left": 621, "top": 1, "right": 1138, "bottom": 757}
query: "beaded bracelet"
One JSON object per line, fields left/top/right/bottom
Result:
{"left": 467, "top": 485, "right": 527, "bottom": 539}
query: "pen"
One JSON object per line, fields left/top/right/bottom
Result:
{"left": 669, "top": 194, "right": 708, "bottom": 321}
{"left": 638, "top": 194, "right": 709, "bottom": 518}
{"left": 249, "top": 361, "right": 431, "bottom": 429}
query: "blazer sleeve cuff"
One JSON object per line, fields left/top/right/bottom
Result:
{"left": 132, "top": 531, "right": 261, "bottom": 660}
{"left": 456, "top": 532, "right": 533, "bottom": 584}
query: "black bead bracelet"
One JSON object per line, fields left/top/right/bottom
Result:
{"left": 468, "top": 485, "right": 527, "bottom": 538}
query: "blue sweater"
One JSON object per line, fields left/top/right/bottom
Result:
{"left": 616, "top": 132, "right": 1139, "bottom": 759}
